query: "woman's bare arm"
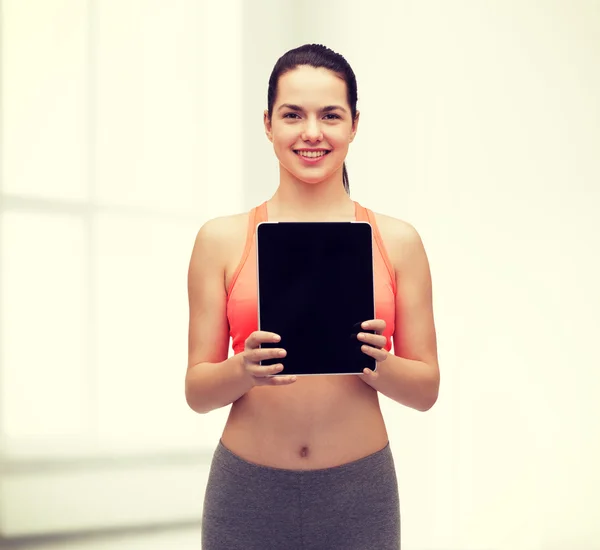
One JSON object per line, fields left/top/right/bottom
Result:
{"left": 184, "top": 217, "right": 254, "bottom": 414}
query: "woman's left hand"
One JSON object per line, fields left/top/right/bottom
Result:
{"left": 357, "top": 319, "right": 388, "bottom": 384}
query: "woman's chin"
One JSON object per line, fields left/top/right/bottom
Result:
{"left": 280, "top": 162, "right": 338, "bottom": 186}
{"left": 291, "top": 169, "right": 335, "bottom": 186}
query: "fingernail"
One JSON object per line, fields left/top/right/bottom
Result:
{"left": 362, "top": 322, "right": 369, "bottom": 329}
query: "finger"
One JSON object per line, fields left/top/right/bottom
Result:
{"left": 361, "top": 320, "right": 386, "bottom": 335}
{"left": 252, "top": 369, "right": 296, "bottom": 386}
{"left": 357, "top": 332, "right": 387, "bottom": 348}
{"left": 266, "top": 375, "right": 297, "bottom": 386}
{"left": 247, "top": 363, "right": 284, "bottom": 378}
{"left": 245, "top": 331, "right": 281, "bottom": 350}
{"left": 245, "top": 347, "right": 286, "bottom": 363}
{"left": 361, "top": 344, "right": 389, "bottom": 363}
{"left": 361, "top": 367, "right": 380, "bottom": 382}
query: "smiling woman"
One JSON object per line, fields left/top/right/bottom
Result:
{"left": 264, "top": 47, "right": 359, "bottom": 194}
{"left": 186, "top": 44, "right": 439, "bottom": 550}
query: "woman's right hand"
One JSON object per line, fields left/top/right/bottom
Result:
{"left": 242, "top": 331, "right": 297, "bottom": 386}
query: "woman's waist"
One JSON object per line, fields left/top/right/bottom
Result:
{"left": 221, "top": 378, "right": 388, "bottom": 469}
{"left": 230, "top": 374, "right": 381, "bottom": 423}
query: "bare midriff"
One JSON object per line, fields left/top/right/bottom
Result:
{"left": 220, "top": 374, "right": 389, "bottom": 470}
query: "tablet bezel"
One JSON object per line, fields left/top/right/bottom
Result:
{"left": 256, "top": 220, "right": 377, "bottom": 376}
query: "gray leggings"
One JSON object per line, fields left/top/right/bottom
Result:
{"left": 201, "top": 440, "right": 401, "bottom": 550}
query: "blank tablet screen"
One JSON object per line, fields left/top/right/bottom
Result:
{"left": 256, "top": 221, "right": 376, "bottom": 376}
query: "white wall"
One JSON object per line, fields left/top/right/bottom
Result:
{"left": 0, "top": 0, "right": 244, "bottom": 538}
{"left": 1, "top": 1, "right": 599, "bottom": 549}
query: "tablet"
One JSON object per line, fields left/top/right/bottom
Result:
{"left": 256, "top": 221, "right": 376, "bottom": 376}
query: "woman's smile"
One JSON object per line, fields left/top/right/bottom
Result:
{"left": 294, "top": 149, "right": 331, "bottom": 164}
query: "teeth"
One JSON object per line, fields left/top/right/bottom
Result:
{"left": 296, "top": 150, "right": 327, "bottom": 158}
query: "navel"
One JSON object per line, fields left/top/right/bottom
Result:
{"left": 299, "top": 445, "right": 310, "bottom": 458}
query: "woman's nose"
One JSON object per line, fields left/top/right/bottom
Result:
{"left": 302, "top": 118, "right": 323, "bottom": 142}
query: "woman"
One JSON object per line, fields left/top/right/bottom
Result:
{"left": 186, "top": 44, "right": 439, "bottom": 550}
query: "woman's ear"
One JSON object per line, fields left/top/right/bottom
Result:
{"left": 350, "top": 110, "right": 360, "bottom": 142}
{"left": 264, "top": 110, "right": 273, "bottom": 143}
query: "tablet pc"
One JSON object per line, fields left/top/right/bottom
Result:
{"left": 256, "top": 221, "right": 376, "bottom": 376}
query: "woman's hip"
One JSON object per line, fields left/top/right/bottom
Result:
{"left": 201, "top": 439, "right": 401, "bottom": 550}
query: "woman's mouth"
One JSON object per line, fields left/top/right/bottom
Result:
{"left": 294, "top": 150, "right": 331, "bottom": 163}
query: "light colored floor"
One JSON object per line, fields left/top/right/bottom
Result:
{"left": 2, "top": 525, "right": 203, "bottom": 550}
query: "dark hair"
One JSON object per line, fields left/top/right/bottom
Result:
{"left": 267, "top": 44, "right": 358, "bottom": 195}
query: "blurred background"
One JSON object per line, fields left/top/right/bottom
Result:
{"left": 1, "top": 0, "right": 599, "bottom": 549}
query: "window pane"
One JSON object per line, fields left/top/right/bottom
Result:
{"left": 95, "top": 0, "right": 242, "bottom": 216}
{"left": 1, "top": 0, "right": 89, "bottom": 201}
{"left": 94, "top": 214, "right": 220, "bottom": 453}
{"left": 0, "top": 212, "right": 89, "bottom": 452}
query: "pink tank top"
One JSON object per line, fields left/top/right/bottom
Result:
{"left": 226, "top": 201, "right": 396, "bottom": 355}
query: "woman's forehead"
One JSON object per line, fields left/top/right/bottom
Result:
{"left": 276, "top": 66, "right": 347, "bottom": 106}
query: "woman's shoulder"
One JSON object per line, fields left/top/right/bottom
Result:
{"left": 198, "top": 208, "right": 253, "bottom": 236}
{"left": 366, "top": 208, "right": 425, "bottom": 268}
{"left": 368, "top": 209, "right": 420, "bottom": 243}
{"left": 193, "top": 210, "right": 252, "bottom": 253}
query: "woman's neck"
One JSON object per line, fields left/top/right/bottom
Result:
{"left": 268, "top": 166, "right": 355, "bottom": 221}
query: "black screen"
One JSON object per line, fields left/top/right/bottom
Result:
{"left": 257, "top": 222, "right": 376, "bottom": 376}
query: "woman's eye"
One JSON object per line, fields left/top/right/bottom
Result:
{"left": 283, "top": 113, "right": 340, "bottom": 120}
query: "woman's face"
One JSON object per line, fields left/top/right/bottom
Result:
{"left": 265, "top": 65, "right": 358, "bottom": 185}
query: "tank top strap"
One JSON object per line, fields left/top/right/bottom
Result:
{"left": 226, "top": 204, "right": 261, "bottom": 295}
{"left": 354, "top": 201, "right": 369, "bottom": 222}
{"left": 255, "top": 201, "right": 268, "bottom": 223}
{"left": 355, "top": 201, "right": 397, "bottom": 295}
